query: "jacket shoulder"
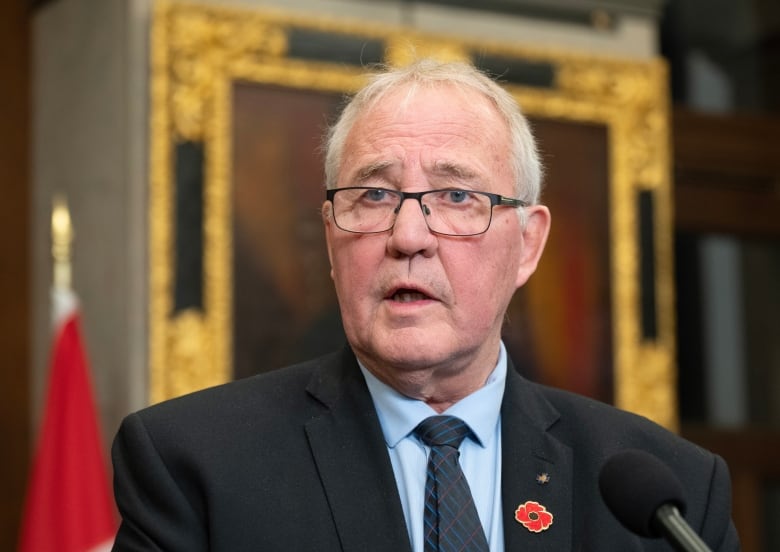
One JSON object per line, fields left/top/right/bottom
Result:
{"left": 535, "top": 383, "right": 707, "bottom": 458}
{"left": 126, "top": 349, "right": 347, "bottom": 442}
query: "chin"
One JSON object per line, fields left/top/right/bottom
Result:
{"left": 361, "top": 338, "right": 476, "bottom": 373}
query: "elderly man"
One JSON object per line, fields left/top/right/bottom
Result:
{"left": 112, "top": 59, "right": 739, "bottom": 551}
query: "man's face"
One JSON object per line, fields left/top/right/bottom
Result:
{"left": 323, "top": 83, "right": 549, "bottom": 385}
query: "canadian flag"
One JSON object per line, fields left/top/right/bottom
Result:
{"left": 18, "top": 288, "right": 116, "bottom": 552}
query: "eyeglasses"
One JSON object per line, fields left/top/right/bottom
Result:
{"left": 325, "top": 187, "right": 527, "bottom": 237}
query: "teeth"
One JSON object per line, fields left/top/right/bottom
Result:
{"left": 393, "top": 291, "right": 426, "bottom": 302}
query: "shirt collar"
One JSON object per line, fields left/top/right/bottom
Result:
{"left": 359, "top": 342, "right": 507, "bottom": 449}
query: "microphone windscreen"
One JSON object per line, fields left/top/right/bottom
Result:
{"left": 598, "top": 449, "right": 687, "bottom": 537}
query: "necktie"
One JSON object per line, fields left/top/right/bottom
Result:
{"left": 414, "top": 415, "right": 490, "bottom": 552}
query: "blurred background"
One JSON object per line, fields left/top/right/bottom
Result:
{"left": 1, "top": 0, "right": 778, "bottom": 550}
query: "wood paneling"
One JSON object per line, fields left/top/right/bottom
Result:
{"left": 0, "top": 0, "right": 30, "bottom": 549}
{"left": 675, "top": 108, "right": 780, "bottom": 552}
{"left": 673, "top": 109, "right": 780, "bottom": 238}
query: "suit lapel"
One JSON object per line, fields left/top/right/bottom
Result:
{"left": 302, "top": 349, "right": 575, "bottom": 551}
{"left": 304, "top": 348, "right": 411, "bottom": 552}
{"left": 501, "top": 365, "right": 573, "bottom": 551}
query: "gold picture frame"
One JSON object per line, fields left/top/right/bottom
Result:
{"left": 149, "top": 0, "right": 677, "bottom": 429}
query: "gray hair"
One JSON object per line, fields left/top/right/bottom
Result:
{"left": 323, "top": 58, "right": 543, "bottom": 205}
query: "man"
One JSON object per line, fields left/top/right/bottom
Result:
{"left": 112, "top": 59, "right": 739, "bottom": 551}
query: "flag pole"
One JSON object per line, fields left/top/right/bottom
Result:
{"left": 51, "top": 195, "right": 73, "bottom": 291}
{"left": 50, "top": 196, "right": 78, "bottom": 326}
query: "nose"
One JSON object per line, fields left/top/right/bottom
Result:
{"left": 393, "top": 195, "right": 431, "bottom": 218}
{"left": 386, "top": 196, "right": 437, "bottom": 258}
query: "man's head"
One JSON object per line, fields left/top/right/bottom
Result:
{"left": 321, "top": 59, "right": 550, "bottom": 409}
{"left": 325, "top": 59, "right": 543, "bottom": 207}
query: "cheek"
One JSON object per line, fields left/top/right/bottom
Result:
{"left": 447, "top": 237, "right": 521, "bottom": 312}
{"left": 329, "top": 239, "right": 380, "bottom": 301}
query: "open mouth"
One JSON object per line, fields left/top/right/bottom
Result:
{"left": 389, "top": 288, "right": 430, "bottom": 303}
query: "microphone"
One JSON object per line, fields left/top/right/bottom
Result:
{"left": 599, "top": 449, "right": 713, "bottom": 552}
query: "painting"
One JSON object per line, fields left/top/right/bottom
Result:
{"left": 148, "top": 1, "right": 676, "bottom": 428}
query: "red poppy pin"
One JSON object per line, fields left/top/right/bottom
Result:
{"left": 515, "top": 500, "right": 554, "bottom": 533}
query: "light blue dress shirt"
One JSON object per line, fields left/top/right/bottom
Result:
{"left": 359, "top": 343, "right": 507, "bottom": 552}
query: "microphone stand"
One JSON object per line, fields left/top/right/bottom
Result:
{"left": 654, "top": 504, "right": 713, "bottom": 552}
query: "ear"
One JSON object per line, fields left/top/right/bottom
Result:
{"left": 322, "top": 201, "right": 335, "bottom": 279}
{"left": 515, "top": 205, "right": 551, "bottom": 288}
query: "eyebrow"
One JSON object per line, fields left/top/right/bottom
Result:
{"left": 431, "top": 160, "right": 478, "bottom": 181}
{"left": 355, "top": 161, "right": 395, "bottom": 183}
{"left": 353, "top": 159, "right": 479, "bottom": 184}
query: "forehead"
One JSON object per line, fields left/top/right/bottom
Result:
{"left": 357, "top": 82, "right": 503, "bottom": 130}
{"left": 342, "top": 83, "right": 511, "bottom": 165}
{"left": 338, "top": 83, "right": 514, "bottom": 193}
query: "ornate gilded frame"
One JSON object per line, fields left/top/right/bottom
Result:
{"left": 149, "top": 1, "right": 677, "bottom": 428}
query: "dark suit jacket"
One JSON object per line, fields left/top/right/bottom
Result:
{"left": 112, "top": 347, "right": 739, "bottom": 551}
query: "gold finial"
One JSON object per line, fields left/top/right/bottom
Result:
{"left": 590, "top": 9, "right": 613, "bottom": 31}
{"left": 51, "top": 195, "right": 73, "bottom": 290}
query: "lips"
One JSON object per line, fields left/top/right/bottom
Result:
{"left": 391, "top": 289, "right": 429, "bottom": 302}
{"left": 385, "top": 284, "right": 435, "bottom": 303}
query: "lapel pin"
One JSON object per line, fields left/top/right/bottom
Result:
{"left": 536, "top": 472, "right": 551, "bottom": 485}
{"left": 515, "top": 500, "right": 554, "bottom": 533}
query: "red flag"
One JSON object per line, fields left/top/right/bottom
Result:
{"left": 18, "top": 293, "right": 116, "bottom": 552}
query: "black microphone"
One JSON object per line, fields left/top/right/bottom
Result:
{"left": 599, "top": 449, "right": 713, "bottom": 552}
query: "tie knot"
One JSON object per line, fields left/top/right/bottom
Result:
{"left": 414, "top": 415, "right": 472, "bottom": 449}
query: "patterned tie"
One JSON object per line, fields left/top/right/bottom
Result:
{"left": 414, "top": 415, "right": 490, "bottom": 552}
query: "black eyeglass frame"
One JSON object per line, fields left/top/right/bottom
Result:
{"left": 325, "top": 186, "right": 529, "bottom": 237}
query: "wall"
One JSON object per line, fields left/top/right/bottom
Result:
{"left": 31, "top": 0, "right": 150, "bottom": 447}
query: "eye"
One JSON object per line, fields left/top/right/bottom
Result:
{"left": 364, "top": 188, "right": 389, "bottom": 202}
{"left": 445, "top": 190, "right": 470, "bottom": 204}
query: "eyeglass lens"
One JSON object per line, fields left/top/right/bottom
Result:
{"left": 331, "top": 188, "right": 493, "bottom": 236}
